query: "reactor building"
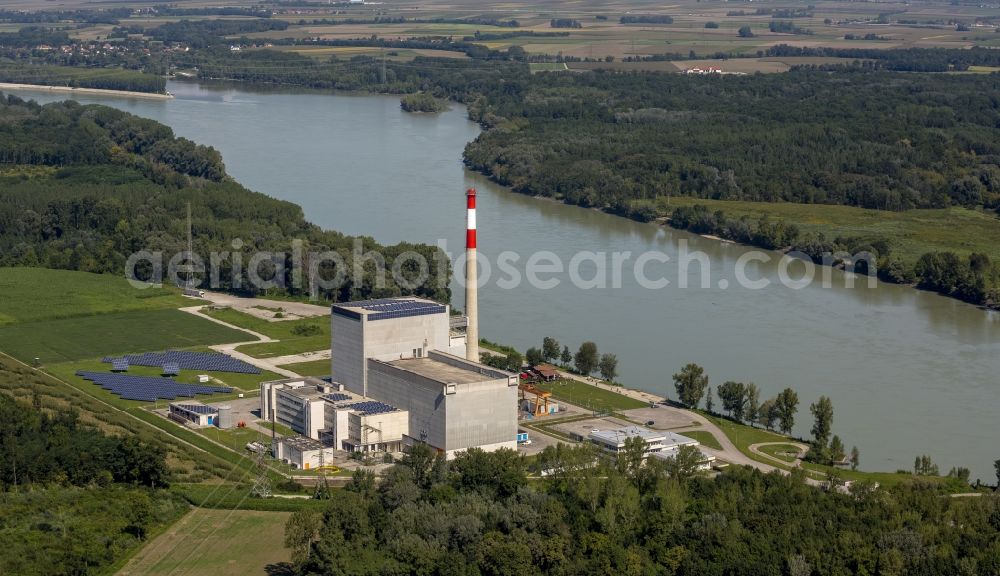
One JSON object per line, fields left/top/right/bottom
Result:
{"left": 263, "top": 188, "right": 518, "bottom": 464}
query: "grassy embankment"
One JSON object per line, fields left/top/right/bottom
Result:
{"left": 201, "top": 307, "right": 329, "bottom": 358}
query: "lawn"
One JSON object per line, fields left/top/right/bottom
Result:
{"left": 0, "top": 308, "right": 250, "bottom": 364}
{"left": 116, "top": 509, "right": 294, "bottom": 576}
{"left": 679, "top": 430, "right": 723, "bottom": 450}
{"left": 0, "top": 267, "right": 192, "bottom": 326}
{"left": 662, "top": 199, "right": 1000, "bottom": 265}
{"left": 202, "top": 308, "right": 329, "bottom": 358}
{"left": 535, "top": 379, "right": 647, "bottom": 412}
{"left": 757, "top": 443, "right": 803, "bottom": 463}
{"left": 278, "top": 358, "right": 331, "bottom": 377}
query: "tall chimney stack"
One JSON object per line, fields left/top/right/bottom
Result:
{"left": 465, "top": 188, "right": 479, "bottom": 362}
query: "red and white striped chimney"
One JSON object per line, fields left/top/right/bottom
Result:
{"left": 465, "top": 188, "right": 479, "bottom": 362}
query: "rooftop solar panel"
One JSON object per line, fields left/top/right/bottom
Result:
{"left": 175, "top": 404, "right": 218, "bottom": 414}
{"left": 323, "top": 393, "right": 352, "bottom": 402}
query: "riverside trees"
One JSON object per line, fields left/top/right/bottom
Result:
{"left": 288, "top": 443, "right": 1000, "bottom": 575}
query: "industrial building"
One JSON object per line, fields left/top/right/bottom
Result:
{"left": 263, "top": 189, "right": 517, "bottom": 461}
{"left": 273, "top": 435, "right": 336, "bottom": 471}
{"left": 366, "top": 350, "right": 519, "bottom": 456}
{"left": 330, "top": 297, "right": 467, "bottom": 397}
{"left": 261, "top": 377, "right": 409, "bottom": 454}
{"left": 168, "top": 401, "right": 233, "bottom": 428}
{"left": 590, "top": 426, "right": 715, "bottom": 470}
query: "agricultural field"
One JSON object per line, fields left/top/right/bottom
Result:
{"left": 662, "top": 199, "right": 1000, "bottom": 265}
{"left": 0, "top": 267, "right": 191, "bottom": 325}
{"left": 116, "top": 509, "right": 293, "bottom": 576}
{"left": 0, "top": 308, "right": 250, "bottom": 364}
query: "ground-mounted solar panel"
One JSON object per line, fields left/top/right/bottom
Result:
{"left": 101, "top": 351, "right": 260, "bottom": 374}
{"left": 76, "top": 371, "right": 233, "bottom": 402}
{"left": 162, "top": 362, "right": 180, "bottom": 376}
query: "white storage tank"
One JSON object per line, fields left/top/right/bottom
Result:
{"left": 217, "top": 405, "right": 234, "bottom": 429}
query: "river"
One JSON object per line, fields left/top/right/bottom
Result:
{"left": 10, "top": 80, "right": 999, "bottom": 481}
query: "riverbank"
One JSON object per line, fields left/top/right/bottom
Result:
{"left": 0, "top": 82, "right": 172, "bottom": 100}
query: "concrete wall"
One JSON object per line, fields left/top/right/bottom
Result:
{"left": 366, "top": 360, "right": 447, "bottom": 449}
{"left": 443, "top": 378, "right": 518, "bottom": 453}
{"left": 331, "top": 313, "right": 365, "bottom": 395}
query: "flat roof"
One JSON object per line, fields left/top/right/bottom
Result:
{"left": 282, "top": 435, "right": 325, "bottom": 451}
{"left": 590, "top": 426, "right": 668, "bottom": 445}
{"left": 332, "top": 297, "right": 446, "bottom": 321}
{"left": 386, "top": 356, "right": 496, "bottom": 385}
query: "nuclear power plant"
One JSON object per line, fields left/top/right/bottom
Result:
{"left": 264, "top": 188, "right": 518, "bottom": 468}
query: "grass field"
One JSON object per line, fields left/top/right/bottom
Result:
{"left": 277, "top": 358, "right": 331, "bottom": 377}
{"left": 0, "top": 308, "right": 250, "bottom": 364}
{"left": 535, "top": 379, "right": 647, "bottom": 412}
{"left": 202, "top": 308, "right": 329, "bottom": 358}
{"left": 679, "top": 429, "right": 723, "bottom": 450}
{"left": 663, "top": 199, "right": 1000, "bottom": 265}
{"left": 117, "top": 509, "right": 293, "bottom": 576}
{"left": 0, "top": 268, "right": 191, "bottom": 326}
{"left": 757, "top": 443, "right": 803, "bottom": 463}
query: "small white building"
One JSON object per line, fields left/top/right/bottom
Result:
{"left": 168, "top": 402, "right": 218, "bottom": 427}
{"left": 589, "top": 426, "right": 700, "bottom": 455}
{"left": 274, "top": 436, "right": 336, "bottom": 470}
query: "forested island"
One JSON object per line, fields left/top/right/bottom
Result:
{"left": 400, "top": 92, "right": 446, "bottom": 113}
{"left": 0, "top": 94, "right": 450, "bottom": 302}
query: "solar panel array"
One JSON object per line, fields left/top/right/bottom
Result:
{"left": 365, "top": 300, "right": 446, "bottom": 321}
{"left": 336, "top": 298, "right": 446, "bottom": 322}
{"left": 102, "top": 351, "right": 260, "bottom": 374}
{"left": 175, "top": 403, "right": 218, "bottom": 415}
{"left": 323, "top": 393, "right": 352, "bottom": 402}
{"left": 111, "top": 358, "right": 129, "bottom": 372}
{"left": 162, "top": 362, "right": 180, "bottom": 376}
{"left": 77, "top": 371, "right": 232, "bottom": 402}
{"left": 346, "top": 400, "right": 398, "bottom": 415}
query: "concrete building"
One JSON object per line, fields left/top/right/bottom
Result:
{"left": 322, "top": 393, "right": 409, "bottom": 453}
{"left": 331, "top": 298, "right": 467, "bottom": 397}
{"left": 260, "top": 378, "right": 329, "bottom": 439}
{"left": 261, "top": 377, "right": 410, "bottom": 453}
{"left": 367, "top": 350, "right": 518, "bottom": 457}
{"left": 274, "top": 435, "right": 336, "bottom": 470}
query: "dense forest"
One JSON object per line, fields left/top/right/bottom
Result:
{"left": 0, "top": 394, "right": 186, "bottom": 575}
{"left": 0, "top": 94, "right": 450, "bottom": 302}
{"left": 286, "top": 444, "right": 1000, "bottom": 576}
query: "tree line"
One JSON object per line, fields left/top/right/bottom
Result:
{"left": 0, "top": 95, "right": 451, "bottom": 303}
{"left": 284, "top": 442, "right": 1000, "bottom": 575}
{"left": 669, "top": 204, "right": 1000, "bottom": 307}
